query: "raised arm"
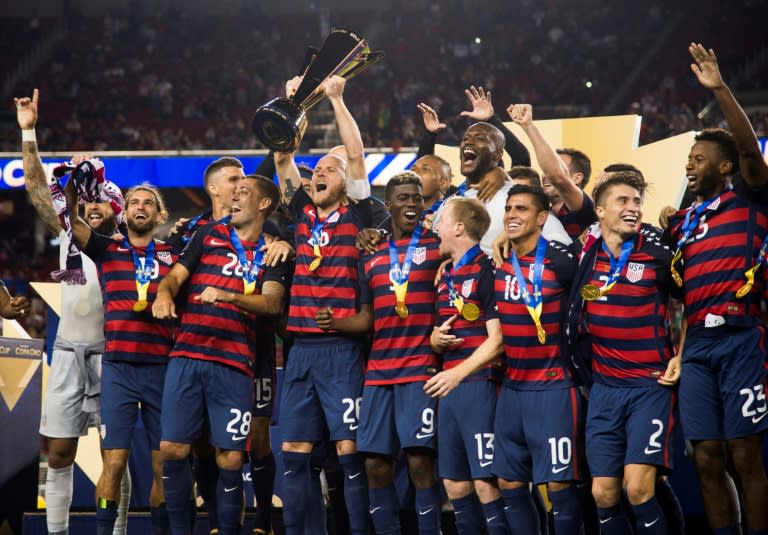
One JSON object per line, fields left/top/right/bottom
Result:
{"left": 62, "top": 178, "right": 92, "bottom": 249}
{"left": 15, "top": 89, "right": 60, "bottom": 234}
{"left": 689, "top": 43, "right": 768, "bottom": 187}
{"left": 273, "top": 150, "right": 302, "bottom": 204}
{"left": 460, "top": 85, "right": 531, "bottom": 166}
{"left": 323, "top": 75, "right": 368, "bottom": 184}
{"left": 509, "top": 103, "right": 584, "bottom": 210}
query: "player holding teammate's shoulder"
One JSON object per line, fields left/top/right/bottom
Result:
{"left": 492, "top": 183, "right": 583, "bottom": 534}
{"left": 66, "top": 178, "right": 176, "bottom": 535}
{"left": 152, "top": 174, "right": 289, "bottom": 534}
{"left": 356, "top": 171, "right": 444, "bottom": 534}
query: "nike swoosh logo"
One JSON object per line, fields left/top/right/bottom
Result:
{"left": 644, "top": 447, "right": 661, "bottom": 455}
{"left": 224, "top": 486, "right": 237, "bottom": 493}
{"left": 644, "top": 518, "right": 660, "bottom": 527}
{"left": 283, "top": 470, "right": 292, "bottom": 476}
{"left": 232, "top": 436, "right": 246, "bottom": 441}
{"left": 117, "top": 247, "right": 131, "bottom": 252}
{"left": 349, "top": 424, "right": 359, "bottom": 430}
{"left": 416, "top": 432, "right": 434, "bottom": 439}
{"left": 486, "top": 516, "right": 497, "bottom": 522}
{"left": 599, "top": 517, "right": 613, "bottom": 524}
{"left": 480, "top": 461, "right": 493, "bottom": 467}
{"left": 552, "top": 465, "right": 568, "bottom": 474}
{"left": 210, "top": 239, "right": 228, "bottom": 246}
{"left": 369, "top": 507, "right": 382, "bottom": 514}
{"left": 253, "top": 466, "right": 265, "bottom": 471}
{"left": 752, "top": 412, "right": 767, "bottom": 424}
{"left": 419, "top": 508, "right": 434, "bottom": 516}
{"left": 256, "top": 402, "right": 270, "bottom": 408}
{"left": 348, "top": 472, "right": 361, "bottom": 480}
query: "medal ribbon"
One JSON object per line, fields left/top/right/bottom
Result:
{"left": 389, "top": 225, "right": 424, "bottom": 307}
{"left": 596, "top": 238, "right": 635, "bottom": 297}
{"left": 309, "top": 208, "right": 340, "bottom": 261}
{"left": 509, "top": 237, "right": 548, "bottom": 341}
{"left": 229, "top": 228, "right": 266, "bottom": 295}
{"left": 125, "top": 237, "right": 155, "bottom": 308}
{"left": 670, "top": 192, "right": 724, "bottom": 285}
{"left": 444, "top": 245, "right": 482, "bottom": 313}
{"left": 456, "top": 182, "right": 468, "bottom": 197}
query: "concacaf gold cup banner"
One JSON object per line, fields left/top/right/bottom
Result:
{"left": 0, "top": 336, "right": 43, "bottom": 488}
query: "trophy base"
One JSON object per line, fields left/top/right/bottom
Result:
{"left": 252, "top": 97, "right": 308, "bottom": 153}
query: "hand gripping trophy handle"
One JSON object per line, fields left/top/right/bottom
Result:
{"left": 251, "top": 28, "right": 383, "bottom": 153}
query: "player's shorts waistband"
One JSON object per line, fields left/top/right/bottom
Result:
{"left": 293, "top": 333, "right": 361, "bottom": 347}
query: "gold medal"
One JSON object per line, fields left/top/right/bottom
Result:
{"left": 580, "top": 283, "right": 601, "bottom": 301}
{"left": 736, "top": 282, "right": 753, "bottom": 299}
{"left": 536, "top": 323, "right": 547, "bottom": 345}
{"left": 132, "top": 300, "right": 148, "bottom": 312}
{"left": 671, "top": 267, "right": 683, "bottom": 288}
{"left": 395, "top": 302, "right": 409, "bottom": 319}
{"left": 309, "top": 256, "right": 322, "bottom": 271}
{"left": 461, "top": 302, "right": 480, "bottom": 322}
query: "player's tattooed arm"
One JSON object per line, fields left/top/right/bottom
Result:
{"left": 16, "top": 89, "right": 60, "bottom": 234}
{"left": 62, "top": 178, "right": 92, "bottom": 249}
{"left": 274, "top": 150, "right": 302, "bottom": 203}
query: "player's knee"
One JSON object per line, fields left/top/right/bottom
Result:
{"left": 45, "top": 439, "right": 77, "bottom": 468}
{"left": 249, "top": 417, "right": 272, "bottom": 458}
{"left": 160, "top": 440, "right": 190, "bottom": 461}
{"left": 592, "top": 480, "right": 621, "bottom": 508}
{"left": 546, "top": 481, "right": 573, "bottom": 493}
{"left": 473, "top": 478, "right": 501, "bottom": 503}
{"left": 693, "top": 440, "right": 727, "bottom": 478}
{"left": 406, "top": 450, "right": 436, "bottom": 488}
{"left": 728, "top": 436, "right": 764, "bottom": 479}
{"left": 443, "top": 478, "right": 474, "bottom": 500}
{"left": 101, "top": 454, "right": 128, "bottom": 482}
{"left": 364, "top": 455, "right": 394, "bottom": 488}
{"left": 625, "top": 479, "right": 655, "bottom": 505}
{"left": 216, "top": 449, "right": 244, "bottom": 471}
{"left": 335, "top": 439, "right": 356, "bottom": 456}
{"left": 282, "top": 441, "right": 313, "bottom": 454}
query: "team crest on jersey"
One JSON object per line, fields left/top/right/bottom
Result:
{"left": 461, "top": 279, "right": 474, "bottom": 298}
{"left": 626, "top": 262, "right": 645, "bottom": 283}
{"left": 412, "top": 247, "right": 426, "bottom": 265}
{"left": 157, "top": 251, "right": 173, "bottom": 265}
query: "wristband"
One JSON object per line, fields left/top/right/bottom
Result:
{"left": 22, "top": 129, "right": 36, "bottom": 143}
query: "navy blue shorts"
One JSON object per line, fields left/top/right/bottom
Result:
{"left": 493, "top": 386, "right": 583, "bottom": 484}
{"left": 100, "top": 360, "right": 166, "bottom": 450}
{"left": 586, "top": 382, "right": 678, "bottom": 476}
{"left": 679, "top": 326, "right": 768, "bottom": 440}
{"left": 437, "top": 380, "right": 497, "bottom": 481}
{"left": 161, "top": 357, "right": 254, "bottom": 451}
{"left": 357, "top": 382, "right": 438, "bottom": 457}
{"left": 279, "top": 337, "right": 364, "bottom": 443}
{"left": 253, "top": 342, "right": 276, "bottom": 418}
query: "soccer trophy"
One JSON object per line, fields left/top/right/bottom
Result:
{"left": 251, "top": 27, "right": 383, "bottom": 152}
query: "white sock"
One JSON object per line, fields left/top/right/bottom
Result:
{"left": 113, "top": 468, "right": 132, "bottom": 535}
{"left": 46, "top": 465, "right": 73, "bottom": 534}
